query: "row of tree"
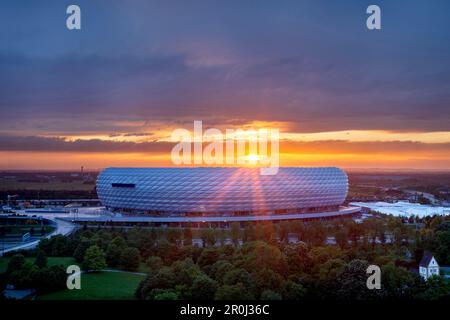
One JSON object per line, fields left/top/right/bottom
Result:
{"left": 0, "top": 252, "right": 66, "bottom": 294}
{"left": 37, "top": 233, "right": 141, "bottom": 271}
{"left": 31, "top": 214, "right": 450, "bottom": 268}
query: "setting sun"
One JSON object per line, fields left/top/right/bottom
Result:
{"left": 244, "top": 154, "right": 263, "bottom": 163}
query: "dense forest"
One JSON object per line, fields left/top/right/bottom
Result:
{"left": 1, "top": 214, "right": 449, "bottom": 300}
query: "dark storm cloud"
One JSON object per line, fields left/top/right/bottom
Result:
{"left": 0, "top": 0, "right": 450, "bottom": 134}
{"left": 1, "top": 135, "right": 450, "bottom": 156}
{"left": 0, "top": 135, "right": 172, "bottom": 153}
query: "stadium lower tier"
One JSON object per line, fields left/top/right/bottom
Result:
{"left": 63, "top": 206, "right": 361, "bottom": 225}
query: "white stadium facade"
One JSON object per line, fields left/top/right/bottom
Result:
{"left": 95, "top": 167, "right": 360, "bottom": 225}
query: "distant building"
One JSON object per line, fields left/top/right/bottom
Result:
{"left": 419, "top": 252, "right": 440, "bottom": 280}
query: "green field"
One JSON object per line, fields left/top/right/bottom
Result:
{"left": 37, "top": 271, "right": 145, "bottom": 300}
{"left": 0, "top": 257, "right": 76, "bottom": 273}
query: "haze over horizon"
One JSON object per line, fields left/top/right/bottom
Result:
{"left": 1, "top": 0, "right": 450, "bottom": 170}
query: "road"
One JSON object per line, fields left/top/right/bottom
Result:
{"left": 0, "top": 218, "right": 76, "bottom": 256}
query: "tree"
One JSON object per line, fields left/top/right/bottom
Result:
{"left": 171, "top": 258, "right": 203, "bottom": 291}
{"left": 336, "top": 259, "right": 380, "bottom": 300}
{"left": 335, "top": 229, "right": 348, "bottom": 249}
{"left": 260, "top": 289, "right": 282, "bottom": 300}
{"left": 243, "top": 224, "right": 256, "bottom": 242}
{"left": 230, "top": 223, "right": 240, "bottom": 246}
{"left": 318, "top": 258, "right": 345, "bottom": 284}
{"left": 37, "top": 238, "right": 50, "bottom": 254}
{"left": 153, "top": 290, "right": 179, "bottom": 300}
{"left": 283, "top": 243, "right": 312, "bottom": 275}
{"left": 34, "top": 250, "right": 48, "bottom": 268}
{"left": 291, "top": 220, "right": 305, "bottom": 241}
{"left": 381, "top": 263, "right": 420, "bottom": 299}
{"left": 215, "top": 283, "right": 255, "bottom": 300}
{"left": 34, "top": 265, "right": 66, "bottom": 293}
{"left": 282, "top": 280, "right": 307, "bottom": 299}
{"left": 216, "top": 229, "right": 227, "bottom": 246}
{"left": 106, "top": 243, "right": 123, "bottom": 267}
{"left": 222, "top": 268, "right": 256, "bottom": 295}
{"left": 8, "top": 261, "right": 39, "bottom": 289}
{"left": 110, "top": 235, "right": 127, "bottom": 248}
{"left": 393, "top": 227, "right": 403, "bottom": 246}
{"left": 50, "top": 235, "right": 71, "bottom": 256}
{"left": 6, "top": 254, "right": 25, "bottom": 275}
{"left": 254, "top": 268, "right": 284, "bottom": 296}
{"left": 241, "top": 242, "right": 287, "bottom": 275}
{"left": 73, "top": 238, "right": 92, "bottom": 263}
{"left": 146, "top": 256, "right": 164, "bottom": 271}
{"left": 154, "top": 239, "right": 178, "bottom": 264}
{"left": 435, "top": 230, "right": 450, "bottom": 264}
{"left": 82, "top": 245, "right": 107, "bottom": 271}
{"left": 255, "top": 223, "right": 264, "bottom": 240}
{"left": 120, "top": 247, "right": 141, "bottom": 271}
{"left": 416, "top": 276, "right": 450, "bottom": 300}
{"left": 167, "top": 228, "right": 182, "bottom": 245}
{"left": 277, "top": 221, "right": 290, "bottom": 243}
{"left": 200, "top": 229, "right": 216, "bottom": 247}
{"left": 183, "top": 228, "right": 193, "bottom": 246}
{"left": 308, "top": 221, "right": 327, "bottom": 246}
{"left": 348, "top": 221, "right": 362, "bottom": 246}
{"left": 136, "top": 267, "right": 176, "bottom": 299}
{"left": 262, "top": 223, "right": 276, "bottom": 242}
{"left": 190, "top": 274, "right": 218, "bottom": 300}
{"left": 197, "top": 248, "right": 220, "bottom": 271}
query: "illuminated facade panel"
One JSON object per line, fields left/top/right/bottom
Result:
{"left": 96, "top": 167, "right": 349, "bottom": 215}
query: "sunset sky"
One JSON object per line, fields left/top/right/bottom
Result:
{"left": 1, "top": 0, "right": 450, "bottom": 170}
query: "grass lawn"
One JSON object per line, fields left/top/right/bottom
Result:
{"left": 0, "top": 257, "right": 76, "bottom": 273}
{"left": 37, "top": 271, "right": 145, "bottom": 300}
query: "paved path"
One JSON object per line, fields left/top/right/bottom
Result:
{"left": 99, "top": 269, "right": 147, "bottom": 276}
{"left": 67, "top": 269, "right": 147, "bottom": 278}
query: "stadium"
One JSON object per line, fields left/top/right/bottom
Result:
{"left": 96, "top": 167, "right": 360, "bottom": 224}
